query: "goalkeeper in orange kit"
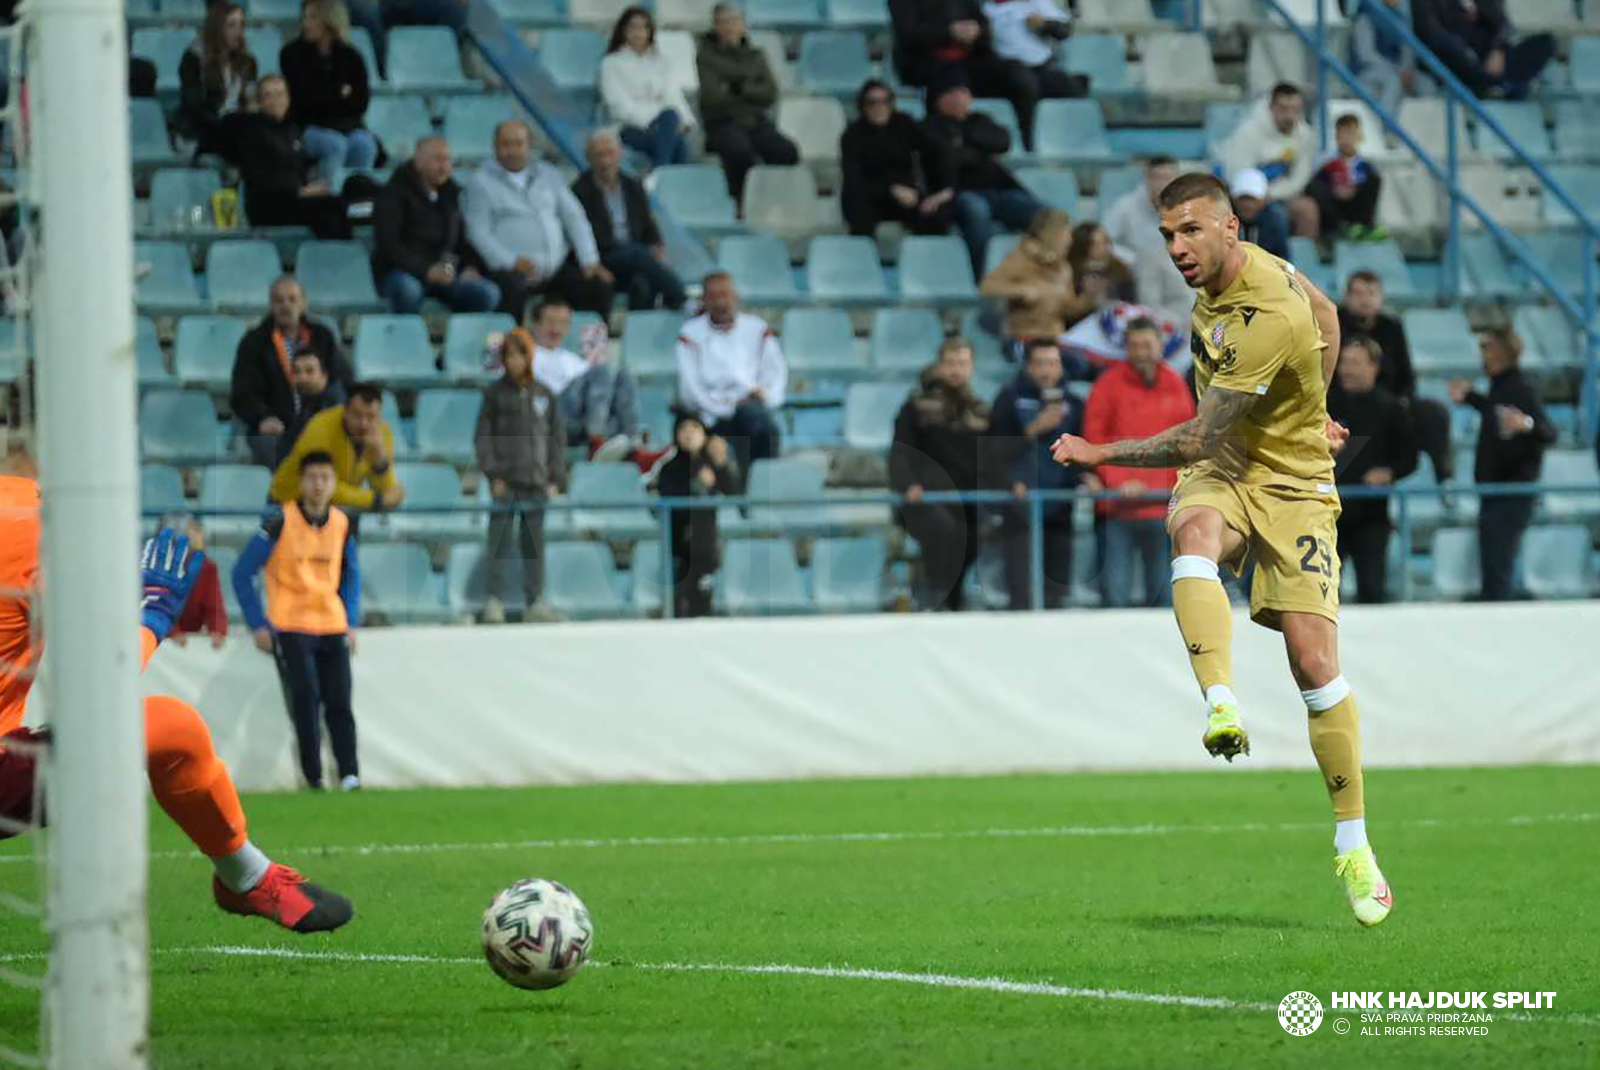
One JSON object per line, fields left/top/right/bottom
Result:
{"left": 0, "top": 471, "right": 352, "bottom": 933}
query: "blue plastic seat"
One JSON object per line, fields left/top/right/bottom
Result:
{"left": 716, "top": 235, "right": 799, "bottom": 305}
{"left": 970, "top": 98, "right": 1026, "bottom": 160}
{"left": 871, "top": 308, "right": 944, "bottom": 371}
{"left": 828, "top": 0, "right": 887, "bottom": 28}
{"left": 1334, "top": 239, "right": 1418, "bottom": 302}
{"left": 1402, "top": 309, "right": 1477, "bottom": 376}
{"left": 1542, "top": 164, "right": 1600, "bottom": 228}
{"left": 383, "top": 462, "right": 479, "bottom": 541}
{"left": 716, "top": 538, "right": 814, "bottom": 615}
{"left": 204, "top": 241, "right": 281, "bottom": 313}
{"left": 248, "top": 0, "right": 305, "bottom": 18}
{"left": 412, "top": 389, "right": 482, "bottom": 464}
{"left": 129, "top": 28, "right": 191, "bottom": 92}
{"left": 652, "top": 165, "right": 741, "bottom": 233}
{"left": 365, "top": 97, "right": 436, "bottom": 162}
{"left": 486, "top": 0, "right": 568, "bottom": 26}
{"left": 1521, "top": 524, "right": 1595, "bottom": 598}
{"left": 1572, "top": 35, "right": 1600, "bottom": 94}
{"left": 140, "top": 390, "right": 220, "bottom": 463}
{"left": 810, "top": 534, "right": 885, "bottom": 612}
{"left": 1015, "top": 167, "right": 1081, "bottom": 217}
{"left": 796, "top": 30, "right": 870, "bottom": 97}
{"left": 360, "top": 543, "right": 449, "bottom": 623}
{"left": 620, "top": 309, "right": 685, "bottom": 377}
{"left": 386, "top": 27, "right": 472, "bottom": 92}
{"left": 636, "top": 384, "right": 675, "bottom": 446}
{"left": 746, "top": 0, "right": 825, "bottom": 29}
{"left": 538, "top": 28, "right": 606, "bottom": 96}
{"left": 135, "top": 242, "right": 204, "bottom": 314}
{"left": 136, "top": 317, "right": 172, "bottom": 387}
{"left": 1539, "top": 449, "right": 1600, "bottom": 521}
{"left": 543, "top": 542, "right": 627, "bottom": 619}
{"left": 445, "top": 542, "right": 492, "bottom": 616}
{"left": 174, "top": 316, "right": 249, "bottom": 390}
{"left": 1202, "top": 102, "right": 1247, "bottom": 161}
{"left": 1458, "top": 234, "right": 1518, "bottom": 299}
{"left": 150, "top": 169, "right": 223, "bottom": 233}
{"left": 354, "top": 315, "right": 440, "bottom": 385}
{"left": 1476, "top": 101, "right": 1554, "bottom": 160}
{"left": 897, "top": 235, "right": 977, "bottom": 304}
{"left": 570, "top": 461, "right": 652, "bottom": 538}
{"left": 1033, "top": 99, "right": 1116, "bottom": 163}
{"left": 1063, "top": 32, "right": 1129, "bottom": 94}
{"left": 295, "top": 241, "right": 382, "bottom": 311}
{"left": 1429, "top": 527, "right": 1479, "bottom": 600}
{"left": 197, "top": 464, "right": 272, "bottom": 543}
{"left": 442, "top": 96, "right": 526, "bottom": 165}
{"left": 843, "top": 382, "right": 910, "bottom": 450}
{"left": 744, "top": 457, "right": 827, "bottom": 532}
{"left": 1554, "top": 99, "right": 1600, "bottom": 161}
{"left": 443, "top": 312, "right": 515, "bottom": 381}
{"left": 806, "top": 236, "right": 888, "bottom": 306}
{"left": 983, "top": 232, "right": 1021, "bottom": 276}
{"left": 130, "top": 99, "right": 178, "bottom": 168}
{"left": 1512, "top": 305, "right": 1579, "bottom": 369}
{"left": 781, "top": 307, "right": 863, "bottom": 377}
{"left": 628, "top": 539, "right": 667, "bottom": 616}
{"left": 141, "top": 464, "right": 187, "bottom": 529}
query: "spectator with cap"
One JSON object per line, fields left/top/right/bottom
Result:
{"left": 1229, "top": 168, "right": 1291, "bottom": 261}
{"left": 372, "top": 136, "right": 502, "bottom": 314}
{"left": 571, "top": 128, "right": 687, "bottom": 311}
{"left": 695, "top": 2, "right": 799, "bottom": 204}
{"left": 1220, "top": 82, "right": 1320, "bottom": 237}
{"left": 231, "top": 274, "right": 349, "bottom": 468}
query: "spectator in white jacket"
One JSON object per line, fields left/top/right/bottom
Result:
{"left": 979, "top": 0, "right": 1086, "bottom": 104}
{"left": 1102, "top": 155, "right": 1193, "bottom": 329}
{"left": 462, "top": 119, "right": 616, "bottom": 320}
{"left": 675, "top": 271, "right": 786, "bottom": 473}
{"left": 601, "top": 6, "right": 694, "bottom": 168}
{"left": 1219, "top": 82, "right": 1320, "bottom": 237}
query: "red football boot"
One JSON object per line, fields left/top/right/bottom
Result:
{"left": 213, "top": 863, "right": 354, "bottom": 933}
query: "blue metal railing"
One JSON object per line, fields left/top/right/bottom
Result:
{"left": 1251, "top": 0, "right": 1600, "bottom": 440}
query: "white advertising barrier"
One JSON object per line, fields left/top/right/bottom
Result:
{"left": 41, "top": 603, "right": 1598, "bottom": 792}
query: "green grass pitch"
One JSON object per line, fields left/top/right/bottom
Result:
{"left": 1, "top": 766, "right": 1596, "bottom": 1069}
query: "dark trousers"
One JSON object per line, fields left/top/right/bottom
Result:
{"left": 1410, "top": 396, "right": 1454, "bottom": 480}
{"left": 621, "top": 109, "right": 691, "bottom": 168}
{"left": 486, "top": 490, "right": 547, "bottom": 607}
{"left": 1001, "top": 506, "right": 1073, "bottom": 610}
{"left": 1448, "top": 34, "right": 1556, "bottom": 99}
{"left": 272, "top": 631, "right": 357, "bottom": 788}
{"left": 1478, "top": 493, "right": 1534, "bottom": 601}
{"left": 710, "top": 400, "right": 782, "bottom": 477}
{"left": 489, "top": 253, "right": 614, "bottom": 321}
{"left": 843, "top": 191, "right": 957, "bottom": 239}
{"left": 602, "top": 241, "right": 687, "bottom": 311}
{"left": 705, "top": 119, "right": 799, "bottom": 203}
{"left": 1307, "top": 170, "right": 1382, "bottom": 235}
{"left": 903, "top": 502, "right": 979, "bottom": 611}
{"left": 1102, "top": 517, "right": 1171, "bottom": 608}
{"left": 1337, "top": 514, "right": 1391, "bottom": 604}
{"left": 954, "top": 188, "right": 1042, "bottom": 276}
{"left": 959, "top": 54, "right": 1081, "bottom": 152}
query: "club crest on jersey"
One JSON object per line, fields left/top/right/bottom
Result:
{"left": 1210, "top": 322, "right": 1226, "bottom": 348}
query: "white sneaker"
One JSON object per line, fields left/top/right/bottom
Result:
{"left": 481, "top": 597, "right": 506, "bottom": 625}
{"left": 339, "top": 775, "right": 360, "bottom": 792}
{"left": 525, "top": 601, "right": 567, "bottom": 624}
{"left": 591, "top": 434, "right": 633, "bottom": 463}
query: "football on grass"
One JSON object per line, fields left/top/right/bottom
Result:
{"left": 481, "top": 878, "right": 594, "bottom": 990}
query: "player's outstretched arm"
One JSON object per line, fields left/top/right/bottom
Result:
{"left": 1050, "top": 386, "right": 1256, "bottom": 470}
{"left": 1296, "top": 271, "right": 1341, "bottom": 390}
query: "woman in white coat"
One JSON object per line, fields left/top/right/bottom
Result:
{"left": 600, "top": 6, "right": 694, "bottom": 168}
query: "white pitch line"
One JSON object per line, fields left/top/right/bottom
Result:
{"left": 1, "top": 810, "right": 1593, "bottom": 868}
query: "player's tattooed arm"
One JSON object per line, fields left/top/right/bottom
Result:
{"left": 1053, "top": 387, "right": 1256, "bottom": 470}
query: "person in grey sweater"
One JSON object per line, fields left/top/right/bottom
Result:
{"left": 473, "top": 326, "right": 571, "bottom": 623}
{"left": 462, "top": 119, "right": 616, "bottom": 320}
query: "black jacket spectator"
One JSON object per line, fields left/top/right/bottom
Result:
{"left": 279, "top": 37, "right": 371, "bottom": 135}
{"left": 1466, "top": 368, "right": 1556, "bottom": 486}
{"left": 1333, "top": 307, "right": 1415, "bottom": 401}
{"left": 839, "top": 84, "right": 951, "bottom": 238}
{"left": 1329, "top": 385, "right": 1418, "bottom": 526}
{"left": 230, "top": 316, "right": 347, "bottom": 437}
{"left": 1462, "top": 356, "right": 1556, "bottom": 601}
{"left": 923, "top": 107, "right": 1021, "bottom": 194}
{"left": 695, "top": 21, "right": 798, "bottom": 202}
{"left": 888, "top": 0, "right": 996, "bottom": 88}
{"left": 1412, "top": 0, "right": 1554, "bottom": 99}
{"left": 371, "top": 160, "right": 469, "bottom": 283}
{"left": 570, "top": 169, "right": 661, "bottom": 254}
{"left": 176, "top": 2, "right": 258, "bottom": 160}
{"left": 651, "top": 413, "right": 741, "bottom": 618}
{"left": 233, "top": 110, "right": 347, "bottom": 238}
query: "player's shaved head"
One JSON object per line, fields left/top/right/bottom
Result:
{"left": 1156, "top": 172, "right": 1241, "bottom": 297}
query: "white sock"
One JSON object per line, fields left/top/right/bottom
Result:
{"left": 1334, "top": 818, "right": 1368, "bottom": 854}
{"left": 1204, "top": 684, "right": 1239, "bottom": 709}
{"left": 212, "top": 841, "right": 272, "bottom": 893}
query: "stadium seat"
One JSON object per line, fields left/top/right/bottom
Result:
{"left": 1201, "top": 102, "right": 1247, "bottom": 162}
{"left": 129, "top": 28, "right": 190, "bottom": 92}
{"left": 1571, "top": 35, "right": 1600, "bottom": 93}
{"left": 569, "top": 462, "right": 652, "bottom": 538}
{"left": 651, "top": 165, "right": 741, "bottom": 234}
{"left": 1246, "top": 31, "right": 1313, "bottom": 101}
{"left": 1140, "top": 33, "right": 1235, "bottom": 99}
{"left": 743, "top": 457, "right": 827, "bottom": 533}
{"left": 619, "top": 309, "right": 684, "bottom": 378}
{"left": 782, "top": 307, "right": 863, "bottom": 377}
{"left": 744, "top": 166, "right": 824, "bottom": 238}
{"left": 746, "top": 0, "right": 825, "bottom": 30}
{"left": 443, "top": 96, "right": 526, "bottom": 166}
{"left": 1513, "top": 305, "right": 1581, "bottom": 370}
{"left": 1078, "top": 0, "right": 1163, "bottom": 33}
{"left": 365, "top": 97, "right": 435, "bottom": 162}
{"left": 796, "top": 30, "right": 870, "bottom": 98}
{"left": 140, "top": 464, "right": 188, "bottom": 529}
{"left": 716, "top": 235, "right": 799, "bottom": 305}
{"left": 444, "top": 542, "right": 491, "bottom": 616}
{"left": 1427, "top": 528, "right": 1479, "bottom": 600}
{"left": 197, "top": 464, "right": 271, "bottom": 543}
{"left": 135, "top": 241, "right": 206, "bottom": 315}
{"left": 635, "top": 385, "right": 675, "bottom": 447}
{"left": 959, "top": 308, "right": 1005, "bottom": 368}
{"left": 1396, "top": 99, "right": 1475, "bottom": 165}
{"left": 1459, "top": 233, "right": 1518, "bottom": 299}
{"left": 809, "top": 534, "right": 885, "bottom": 612}
{"left": 1542, "top": 164, "right": 1600, "bottom": 228}
{"left": 150, "top": 169, "right": 223, "bottom": 233}
{"left": 1094, "top": 164, "right": 1144, "bottom": 216}
{"left": 204, "top": 240, "right": 281, "bottom": 314}
{"left": 627, "top": 539, "right": 668, "bottom": 615}
{"left": 776, "top": 96, "right": 847, "bottom": 176}
{"left": 412, "top": 389, "right": 482, "bottom": 465}
{"left": 174, "top": 316, "right": 249, "bottom": 390}
{"left": 1032, "top": 99, "right": 1116, "bottom": 164}
{"left": 383, "top": 462, "right": 479, "bottom": 541}
{"left": 485, "top": 0, "right": 568, "bottom": 27}
{"left": 1334, "top": 240, "right": 1419, "bottom": 302}
{"left": 751, "top": 30, "right": 795, "bottom": 90}
{"left": 897, "top": 236, "right": 977, "bottom": 304}
{"left": 1539, "top": 449, "right": 1600, "bottom": 520}
{"left": 1063, "top": 33, "right": 1129, "bottom": 95}
{"left": 137, "top": 317, "right": 172, "bottom": 387}
{"left": 806, "top": 236, "right": 889, "bottom": 306}
{"left": 247, "top": 29, "right": 284, "bottom": 76}
{"left": 569, "top": 0, "right": 632, "bottom": 24}
{"left": 715, "top": 538, "right": 814, "bottom": 615}
{"left": 360, "top": 543, "right": 449, "bottom": 623}
{"left": 1016, "top": 168, "right": 1081, "bottom": 217}
{"left": 1555, "top": 100, "right": 1600, "bottom": 161}
{"left": 1521, "top": 524, "right": 1595, "bottom": 599}
{"left": 249, "top": 0, "right": 305, "bottom": 19}
{"left": 1402, "top": 309, "right": 1478, "bottom": 376}
{"left": 1389, "top": 453, "right": 1452, "bottom": 528}
{"left": 543, "top": 542, "right": 627, "bottom": 619}
{"left": 130, "top": 99, "right": 178, "bottom": 168}
{"left": 1514, "top": 0, "right": 1581, "bottom": 34}
{"left": 970, "top": 98, "right": 1026, "bottom": 161}
{"left": 983, "top": 233, "right": 1021, "bottom": 276}
{"left": 829, "top": 0, "right": 888, "bottom": 28}
{"left": 386, "top": 27, "right": 472, "bottom": 93}
{"left": 1476, "top": 101, "right": 1555, "bottom": 160}
{"left": 871, "top": 308, "right": 945, "bottom": 372}
{"left": 843, "top": 382, "right": 910, "bottom": 450}
{"left": 538, "top": 28, "right": 606, "bottom": 97}
{"left": 1272, "top": 0, "right": 1349, "bottom": 22}
{"left": 140, "top": 390, "right": 220, "bottom": 464}
{"left": 295, "top": 241, "right": 383, "bottom": 311}
{"left": 354, "top": 315, "right": 440, "bottom": 385}
{"left": 656, "top": 0, "right": 717, "bottom": 27}
{"left": 443, "top": 313, "right": 514, "bottom": 382}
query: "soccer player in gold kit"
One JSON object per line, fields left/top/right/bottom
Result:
{"left": 1051, "top": 173, "right": 1392, "bottom": 927}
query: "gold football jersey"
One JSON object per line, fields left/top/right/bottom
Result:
{"left": 1189, "top": 242, "right": 1334, "bottom": 486}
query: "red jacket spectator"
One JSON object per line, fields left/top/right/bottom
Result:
{"left": 1083, "top": 357, "right": 1194, "bottom": 521}
{"left": 172, "top": 557, "right": 228, "bottom": 645}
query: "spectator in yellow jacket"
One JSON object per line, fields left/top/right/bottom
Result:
{"left": 270, "top": 382, "right": 406, "bottom": 509}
